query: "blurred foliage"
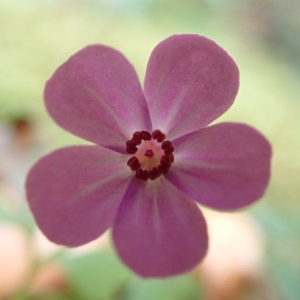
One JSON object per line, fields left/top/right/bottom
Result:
{"left": 58, "top": 249, "right": 202, "bottom": 300}
{"left": 1, "top": 0, "right": 300, "bottom": 299}
{"left": 123, "top": 274, "right": 202, "bottom": 300}
{"left": 61, "top": 250, "right": 130, "bottom": 300}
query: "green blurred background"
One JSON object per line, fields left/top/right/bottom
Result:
{"left": 0, "top": 0, "right": 299, "bottom": 299}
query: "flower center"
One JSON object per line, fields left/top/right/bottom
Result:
{"left": 126, "top": 130, "right": 174, "bottom": 181}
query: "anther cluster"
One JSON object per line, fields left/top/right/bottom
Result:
{"left": 126, "top": 130, "right": 174, "bottom": 181}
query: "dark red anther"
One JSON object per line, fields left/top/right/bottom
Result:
{"left": 126, "top": 140, "right": 138, "bottom": 154}
{"left": 152, "top": 130, "right": 160, "bottom": 139}
{"left": 162, "top": 154, "right": 174, "bottom": 163}
{"left": 127, "top": 156, "right": 140, "bottom": 171}
{"left": 148, "top": 167, "right": 161, "bottom": 180}
{"left": 132, "top": 136, "right": 142, "bottom": 145}
{"left": 158, "top": 164, "right": 170, "bottom": 174}
{"left": 140, "top": 131, "right": 152, "bottom": 141}
{"left": 158, "top": 158, "right": 171, "bottom": 174}
{"left": 136, "top": 169, "right": 149, "bottom": 181}
{"left": 132, "top": 132, "right": 142, "bottom": 145}
{"left": 126, "top": 147, "right": 137, "bottom": 154}
{"left": 169, "top": 154, "right": 174, "bottom": 163}
{"left": 164, "top": 146, "right": 174, "bottom": 155}
{"left": 158, "top": 165, "right": 168, "bottom": 174}
{"left": 133, "top": 131, "right": 142, "bottom": 139}
{"left": 152, "top": 130, "right": 166, "bottom": 142}
{"left": 161, "top": 141, "right": 174, "bottom": 154}
{"left": 161, "top": 141, "right": 172, "bottom": 149}
{"left": 126, "top": 148, "right": 137, "bottom": 154}
{"left": 160, "top": 159, "right": 171, "bottom": 168}
{"left": 126, "top": 140, "right": 137, "bottom": 147}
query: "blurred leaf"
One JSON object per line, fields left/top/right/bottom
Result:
{"left": 0, "top": 201, "right": 35, "bottom": 233}
{"left": 266, "top": 250, "right": 300, "bottom": 300}
{"left": 252, "top": 200, "right": 300, "bottom": 300}
{"left": 252, "top": 199, "right": 300, "bottom": 238}
{"left": 60, "top": 250, "right": 130, "bottom": 300}
{"left": 124, "top": 274, "right": 203, "bottom": 300}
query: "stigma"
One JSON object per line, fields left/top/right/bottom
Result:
{"left": 126, "top": 130, "right": 174, "bottom": 181}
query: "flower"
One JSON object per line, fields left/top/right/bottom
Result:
{"left": 26, "top": 34, "right": 271, "bottom": 278}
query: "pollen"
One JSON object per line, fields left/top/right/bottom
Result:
{"left": 126, "top": 130, "right": 174, "bottom": 181}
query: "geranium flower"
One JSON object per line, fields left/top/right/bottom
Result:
{"left": 26, "top": 34, "right": 271, "bottom": 278}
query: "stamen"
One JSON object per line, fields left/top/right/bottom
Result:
{"left": 158, "top": 159, "right": 171, "bottom": 173}
{"left": 132, "top": 132, "right": 142, "bottom": 145}
{"left": 162, "top": 141, "right": 174, "bottom": 154}
{"left": 133, "top": 132, "right": 142, "bottom": 139}
{"left": 126, "top": 130, "right": 175, "bottom": 181}
{"left": 126, "top": 140, "right": 138, "bottom": 154}
{"left": 136, "top": 169, "right": 149, "bottom": 181}
{"left": 162, "top": 154, "right": 174, "bottom": 163}
{"left": 127, "top": 156, "right": 140, "bottom": 171}
{"left": 152, "top": 129, "right": 166, "bottom": 142}
{"left": 148, "top": 167, "right": 161, "bottom": 180}
{"left": 140, "top": 131, "right": 152, "bottom": 140}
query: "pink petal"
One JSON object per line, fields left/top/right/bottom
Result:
{"left": 26, "top": 146, "right": 131, "bottom": 246}
{"left": 167, "top": 123, "right": 272, "bottom": 210}
{"left": 45, "top": 45, "right": 151, "bottom": 152}
{"left": 144, "top": 34, "right": 239, "bottom": 140}
{"left": 112, "top": 178, "right": 208, "bottom": 278}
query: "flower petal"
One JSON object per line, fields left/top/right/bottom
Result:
{"left": 26, "top": 146, "right": 131, "bottom": 246}
{"left": 112, "top": 178, "right": 208, "bottom": 278}
{"left": 167, "top": 122, "right": 272, "bottom": 210}
{"left": 144, "top": 34, "right": 239, "bottom": 140}
{"left": 45, "top": 45, "right": 151, "bottom": 152}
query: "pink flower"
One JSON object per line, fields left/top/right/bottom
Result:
{"left": 26, "top": 34, "right": 271, "bottom": 278}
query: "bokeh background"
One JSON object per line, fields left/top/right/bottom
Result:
{"left": 1, "top": 0, "right": 300, "bottom": 299}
